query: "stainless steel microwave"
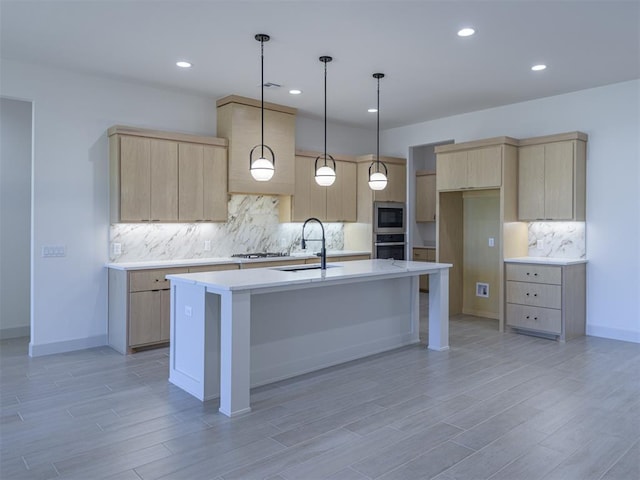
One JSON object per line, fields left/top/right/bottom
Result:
{"left": 373, "top": 201, "right": 406, "bottom": 233}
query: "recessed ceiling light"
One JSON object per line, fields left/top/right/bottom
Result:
{"left": 457, "top": 27, "right": 475, "bottom": 37}
{"left": 531, "top": 64, "right": 547, "bottom": 71}
{"left": 176, "top": 61, "right": 192, "bottom": 68}
{"left": 368, "top": 108, "right": 378, "bottom": 113}
{"left": 289, "top": 89, "right": 302, "bottom": 95}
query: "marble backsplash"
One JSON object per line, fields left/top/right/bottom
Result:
{"left": 109, "top": 195, "right": 344, "bottom": 262}
{"left": 527, "top": 222, "right": 585, "bottom": 258}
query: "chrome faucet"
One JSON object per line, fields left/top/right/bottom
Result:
{"left": 301, "top": 217, "right": 327, "bottom": 270}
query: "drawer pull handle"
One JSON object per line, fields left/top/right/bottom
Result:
{"left": 526, "top": 272, "right": 530, "bottom": 276}
{"left": 533, "top": 293, "right": 537, "bottom": 297}
{"left": 526, "top": 315, "right": 530, "bottom": 319}
{"left": 534, "top": 317, "right": 538, "bottom": 321}
{"left": 526, "top": 293, "right": 530, "bottom": 296}
{"left": 534, "top": 273, "right": 538, "bottom": 276}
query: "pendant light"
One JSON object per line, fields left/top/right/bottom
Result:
{"left": 315, "top": 56, "right": 337, "bottom": 187}
{"left": 368, "top": 73, "right": 388, "bottom": 191}
{"left": 249, "top": 33, "right": 275, "bottom": 182}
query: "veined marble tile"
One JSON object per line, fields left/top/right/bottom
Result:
{"left": 109, "top": 195, "right": 344, "bottom": 262}
{"left": 527, "top": 222, "right": 585, "bottom": 259}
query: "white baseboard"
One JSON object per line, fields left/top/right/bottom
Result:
{"left": 29, "top": 334, "right": 107, "bottom": 357}
{"left": 586, "top": 325, "right": 640, "bottom": 344}
{"left": 0, "top": 326, "right": 30, "bottom": 340}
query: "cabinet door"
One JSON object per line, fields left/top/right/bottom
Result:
{"left": 178, "top": 143, "right": 204, "bottom": 221}
{"left": 120, "top": 136, "right": 150, "bottom": 221}
{"left": 150, "top": 139, "right": 178, "bottom": 221}
{"left": 374, "top": 163, "right": 406, "bottom": 202}
{"left": 203, "top": 145, "right": 228, "bottom": 222}
{"left": 416, "top": 174, "right": 436, "bottom": 222}
{"left": 326, "top": 160, "right": 357, "bottom": 222}
{"left": 437, "top": 151, "right": 467, "bottom": 190}
{"left": 544, "top": 141, "right": 574, "bottom": 220}
{"left": 129, "top": 290, "right": 162, "bottom": 346}
{"left": 467, "top": 146, "right": 502, "bottom": 188}
{"left": 292, "top": 155, "right": 326, "bottom": 222}
{"left": 518, "top": 145, "right": 545, "bottom": 220}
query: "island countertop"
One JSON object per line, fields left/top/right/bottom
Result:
{"left": 167, "top": 259, "right": 453, "bottom": 292}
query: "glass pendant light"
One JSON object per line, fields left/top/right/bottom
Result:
{"left": 315, "top": 56, "right": 336, "bottom": 187}
{"left": 249, "top": 34, "right": 275, "bottom": 182}
{"left": 368, "top": 73, "right": 388, "bottom": 191}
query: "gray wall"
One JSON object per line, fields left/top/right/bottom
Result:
{"left": 0, "top": 97, "right": 32, "bottom": 338}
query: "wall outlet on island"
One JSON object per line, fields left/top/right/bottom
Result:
{"left": 204, "top": 240, "right": 211, "bottom": 251}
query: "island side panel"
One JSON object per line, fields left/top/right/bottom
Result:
{"left": 169, "top": 282, "right": 220, "bottom": 401}
{"left": 428, "top": 268, "right": 450, "bottom": 351}
{"left": 248, "top": 276, "right": 419, "bottom": 387}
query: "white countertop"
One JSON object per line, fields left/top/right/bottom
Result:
{"left": 504, "top": 256, "right": 587, "bottom": 266}
{"left": 167, "top": 259, "right": 452, "bottom": 293}
{"left": 106, "top": 250, "right": 371, "bottom": 271}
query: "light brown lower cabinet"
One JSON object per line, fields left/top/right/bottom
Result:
{"left": 108, "top": 264, "right": 238, "bottom": 354}
{"left": 305, "top": 254, "right": 371, "bottom": 264}
{"left": 413, "top": 247, "right": 436, "bottom": 291}
{"left": 505, "top": 261, "right": 586, "bottom": 342}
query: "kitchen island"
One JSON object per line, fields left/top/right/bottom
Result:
{"left": 167, "top": 259, "right": 452, "bottom": 417}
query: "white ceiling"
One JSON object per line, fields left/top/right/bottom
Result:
{"left": 1, "top": 0, "right": 639, "bottom": 129}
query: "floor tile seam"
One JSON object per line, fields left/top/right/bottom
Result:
{"left": 596, "top": 437, "right": 640, "bottom": 480}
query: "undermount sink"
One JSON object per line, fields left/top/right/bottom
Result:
{"left": 273, "top": 264, "right": 338, "bottom": 272}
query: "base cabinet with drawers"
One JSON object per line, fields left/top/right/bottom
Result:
{"left": 108, "top": 264, "right": 239, "bottom": 353}
{"left": 505, "top": 261, "right": 586, "bottom": 341}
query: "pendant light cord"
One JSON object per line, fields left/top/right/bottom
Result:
{"left": 324, "top": 60, "right": 327, "bottom": 165}
{"left": 376, "top": 76, "right": 380, "bottom": 172}
{"left": 260, "top": 38, "right": 265, "bottom": 159}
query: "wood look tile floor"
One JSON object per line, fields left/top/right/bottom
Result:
{"left": 1, "top": 295, "right": 639, "bottom": 479}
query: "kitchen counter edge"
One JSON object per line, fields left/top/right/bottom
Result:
{"left": 106, "top": 251, "right": 372, "bottom": 271}
{"left": 504, "top": 256, "right": 587, "bottom": 266}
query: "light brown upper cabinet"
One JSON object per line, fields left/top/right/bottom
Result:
{"left": 355, "top": 155, "right": 406, "bottom": 223}
{"left": 178, "top": 143, "right": 228, "bottom": 222}
{"left": 217, "top": 95, "right": 296, "bottom": 196}
{"left": 518, "top": 132, "right": 587, "bottom": 221}
{"left": 116, "top": 136, "right": 178, "bottom": 222}
{"left": 415, "top": 171, "right": 436, "bottom": 222}
{"left": 279, "top": 151, "right": 357, "bottom": 223}
{"left": 435, "top": 141, "right": 514, "bottom": 191}
{"left": 109, "top": 126, "right": 228, "bottom": 223}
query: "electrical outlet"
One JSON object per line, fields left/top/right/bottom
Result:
{"left": 476, "top": 282, "right": 489, "bottom": 298}
{"left": 537, "top": 239, "right": 544, "bottom": 250}
{"left": 488, "top": 237, "right": 495, "bottom": 247}
{"left": 204, "top": 240, "right": 211, "bottom": 251}
{"left": 184, "top": 306, "right": 192, "bottom": 317}
{"left": 42, "top": 245, "right": 66, "bottom": 257}
{"left": 112, "top": 243, "right": 122, "bottom": 255}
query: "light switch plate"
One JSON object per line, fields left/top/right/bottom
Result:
{"left": 42, "top": 245, "right": 66, "bottom": 257}
{"left": 488, "top": 237, "right": 495, "bottom": 247}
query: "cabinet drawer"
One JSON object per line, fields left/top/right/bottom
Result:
{"left": 506, "top": 263, "right": 561, "bottom": 285}
{"left": 506, "top": 303, "right": 561, "bottom": 334}
{"left": 129, "top": 267, "right": 188, "bottom": 292}
{"left": 188, "top": 264, "right": 239, "bottom": 273}
{"left": 413, "top": 248, "right": 435, "bottom": 262}
{"left": 506, "top": 281, "right": 561, "bottom": 309}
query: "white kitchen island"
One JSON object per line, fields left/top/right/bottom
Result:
{"left": 167, "top": 259, "right": 452, "bottom": 417}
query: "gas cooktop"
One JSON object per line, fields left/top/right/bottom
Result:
{"left": 231, "top": 252, "right": 289, "bottom": 259}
